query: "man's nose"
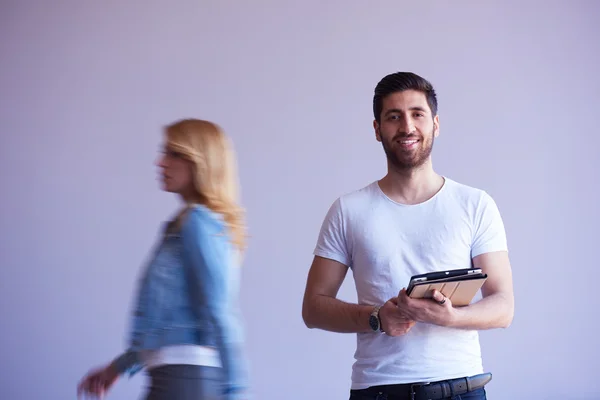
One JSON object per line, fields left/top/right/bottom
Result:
{"left": 399, "top": 117, "right": 415, "bottom": 134}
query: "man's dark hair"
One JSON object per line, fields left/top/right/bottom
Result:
{"left": 373, "top": 72, "right": 438, "bottom": 122}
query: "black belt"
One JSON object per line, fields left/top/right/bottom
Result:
{"left": 351, "top": 373, "right": 492, "bottom": 400}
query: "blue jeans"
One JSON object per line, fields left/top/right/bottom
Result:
{"left": 349, "top": 387, "right": 487, "bottom": 400}
{"left": 144, "top": 365, "right": 222, "bottom": 400}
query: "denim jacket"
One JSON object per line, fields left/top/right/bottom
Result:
{"left": 111, "top": 205, "right": 248, "bottom": 398}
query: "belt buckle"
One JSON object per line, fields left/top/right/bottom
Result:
{"left": 409, "top": 381, "right": 430, "bottom": 400}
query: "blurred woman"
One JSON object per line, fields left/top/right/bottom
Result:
{"left": 77, "top": 119, "right": 249, "bottom": 400}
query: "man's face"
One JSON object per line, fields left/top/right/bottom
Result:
{"left": 374, "top": 90, "right": 439, "bottom": 170}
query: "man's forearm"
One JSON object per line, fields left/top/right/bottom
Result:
{"left": 303, "top": 294, "right": 374, "bottom": 333}
{"left": 448, "top": 292, "right": 514, "bottom": 330}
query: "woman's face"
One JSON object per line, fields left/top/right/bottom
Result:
{"left": 156, "top": 145, "right": 194, "bottom": 197}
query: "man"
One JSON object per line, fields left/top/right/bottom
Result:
{"left": 302, "top": 72, "right": 514, "bottom": 400}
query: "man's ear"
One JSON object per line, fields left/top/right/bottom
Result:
{"left": 433, "top": 115, "right": 440, "bottom": 138}
{"left": 374, "top": 120, "right": 382, "bottom": 142}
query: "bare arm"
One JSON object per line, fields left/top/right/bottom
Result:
{"left": 447, "top": 250, "right": 514, "bottom": 330}
{"left": 305, "top": 197, "right": 415, "bottom": 336}
{"left": 302, "top": 256, "right": 374, "bottom": 333}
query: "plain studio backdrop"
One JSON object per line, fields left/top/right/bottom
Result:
{"left": 1, "top": 1, "right": 598, "bottom": 399}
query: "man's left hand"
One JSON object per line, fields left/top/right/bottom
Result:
{"left": 396, "top": 288, "right": 456, "bottom": 327}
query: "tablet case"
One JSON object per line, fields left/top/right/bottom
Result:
{"left": 407, "top": 274, "right": 487, "bottom": 306}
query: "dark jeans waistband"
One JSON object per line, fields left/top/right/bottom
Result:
{"left": 350, "top": 373, "right": 492, "bottom": 400}
{"left": 145, "top": 365, "right": 222, "bottom": 400}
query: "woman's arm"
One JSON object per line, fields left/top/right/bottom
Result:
{"left": 181, "top": 207, "right": 248, "bottom": 399}
{"left": 110, "top": 349, "right": 143, "bottom": 377}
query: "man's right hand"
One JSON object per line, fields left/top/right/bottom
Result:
{"left": 379, "top": 298, "right": 416, "bottom": 336}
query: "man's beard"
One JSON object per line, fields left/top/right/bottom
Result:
{"left": 381, "top": 131, "right": 435, "bottom": 170}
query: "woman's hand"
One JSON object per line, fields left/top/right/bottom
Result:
{"left": 77, "top": 363, "right": 119, "bottom": 399}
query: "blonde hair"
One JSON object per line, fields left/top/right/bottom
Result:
{"left": 165, "top": 119, "right": 247, "bottom": 252}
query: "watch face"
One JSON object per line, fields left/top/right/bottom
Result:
{"left": 369, "top": 315, "right": 379, "bottom": 331}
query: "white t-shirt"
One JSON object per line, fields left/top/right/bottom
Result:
{"left": 313, "top": 177, "right": 508, "bottom": 389}
{"left": 140, "top": 345, "right": 221, "bottom": 371}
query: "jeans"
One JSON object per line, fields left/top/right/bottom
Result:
{"left": 349, "top": 387, "right": 487, "bottom": 400}
{"left": 144, "top": 365, "right": 222, "bottom": 400}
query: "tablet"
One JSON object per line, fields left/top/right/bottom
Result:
{"left": 406, "top": 268, "right": 487, "bottom": 307}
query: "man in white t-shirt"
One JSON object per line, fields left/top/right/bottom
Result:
{"left": 301, "top": 72, "right": 514, "bottom": 400}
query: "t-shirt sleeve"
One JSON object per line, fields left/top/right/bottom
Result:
{"left": 313, "top": 198, "right": 352, "bottom": 268}
{"left": 471, "top": 192, "right": 508, "bottom": 259}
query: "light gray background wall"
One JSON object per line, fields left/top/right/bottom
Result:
{"left": 1, "top": 1, "right": 598, "bottom": 399}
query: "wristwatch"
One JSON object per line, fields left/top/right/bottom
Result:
{"left": 369, "top": 305, "right": 383, "bottom": 332}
